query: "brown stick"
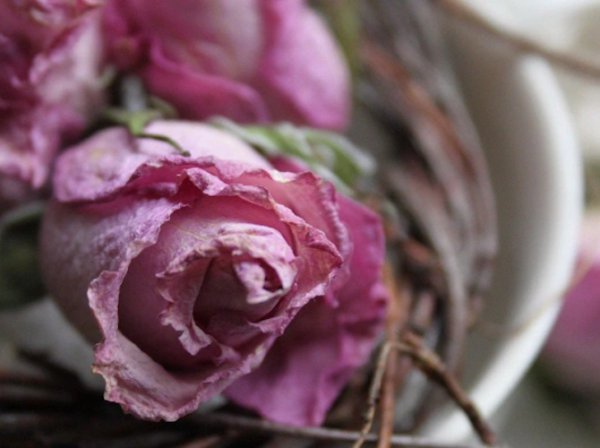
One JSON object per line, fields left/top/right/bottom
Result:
{"left": 175, "top": 435, "right": 224, "bottom": 448}
{"left": 398, "top": 333, "right": 497, "bottom": 446}
{"left": 188, "top": 412, "right": 505, "bottom": 448}
{"left": 437, "top": 0, "right": 600, "bottom": 81}
{"left": 377, "top": 265, "right": 411, "bottom": 448}
{"left": 353, "top": 343, "right": 393, "bottom": 448}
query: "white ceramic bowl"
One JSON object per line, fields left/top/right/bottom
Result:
{"left": 421, "top": 1, "right": 583, "bottom": 442}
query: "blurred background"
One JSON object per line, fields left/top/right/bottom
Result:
{"left": 491, "top": 0, "right": 600, "bottom": 446}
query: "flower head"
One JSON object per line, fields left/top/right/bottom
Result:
{"left": 102, "top": 0, "right": 350, "bottom": 129}
{"left": 0, "top": 0, "right": 104, "bottom": 195}
{"left": 41, "top": 121, "right": 387, "bottom": 424}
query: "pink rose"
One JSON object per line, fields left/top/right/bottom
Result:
{"left": 542, "top": 211, "right": 600, "bottom": 393}
{"left": 40, "top": 121, "right": 387, "bottom": 424}
{"left": 102, "top": 0, "right": 350, "bottom": 129}
{"left": 1, "top": 1, "right": 103, "bottom": 34}
{"left": 0, "top": 0, "right": 104, "bottom": 195}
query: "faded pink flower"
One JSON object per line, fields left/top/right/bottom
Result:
{"left": 1, "top": 1, "right": 103, "bottom": 35}
{"left": 40, "top": 121, "right": 387, "bottom": 424}
{"left": 0, "top": 0, "right": 104, "bottom": 196}
{"left": 102, "top": 0, "right": 350, "bottom": 129}
{"left": 542, "top": 211, "right": 600, "bottom": 393}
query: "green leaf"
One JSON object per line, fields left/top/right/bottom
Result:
{"left": 211, "top": 118, "right": 376, "bottom": 197}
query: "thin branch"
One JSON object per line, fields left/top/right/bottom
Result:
{"left": 436, "top": 0, "right": 600, "bottom": 81}
{"left": 397, "top": 334, "right": 497, "bottom": 446}
{"left": 175, "top": 435, "right": 225, "bottom": 448}
{"left": 362, "top": 38, "right": 470, "bottom": 373}
{"left": 353, "top": 343, "right": 392, "bottom": 448}
{"left": 377, "top": 266, "right": 410, "bottom": 448}
{"left": 377, "top": 337, "right": 399, "bottom": 448}
{"left": 187, "top": 412, "right": 505, "bottom": 448}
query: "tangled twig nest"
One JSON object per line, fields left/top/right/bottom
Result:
{"left": 0, "top": 347, "right": 504, "bottom": 448}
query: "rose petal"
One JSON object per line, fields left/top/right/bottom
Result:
{"left": 225, "top": 196, "right": 388, "bottom": 426}
{"left": 542, "top": 212, "right": 600, "bottom": 392}
{"left": 53, "top": 122, "right": 271, "bottom": 202}
{"left": 256, "top": 0, "right": 350, "bottom": 129}
{"left": 141, "top": 46, "right": 271, "bottom": 123}
{"left": 0, "top": 6, "right": 103, "bottom": 191}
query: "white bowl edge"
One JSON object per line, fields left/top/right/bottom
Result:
{"left": 421, "top": 3, "right": 583, "bottom": 442}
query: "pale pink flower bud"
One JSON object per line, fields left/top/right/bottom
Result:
{"left": 41, "top": 121, "right": 387, "bottom": 424}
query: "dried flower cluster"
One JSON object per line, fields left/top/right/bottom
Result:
{"left": 0, "top": 1, "right": 509, "bottom": 447}
{"left": 2, "top": 0, "right": 389, "bottom": 428}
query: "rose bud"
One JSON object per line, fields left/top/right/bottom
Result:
{"left": 0, "top": 0, "right": 104, "bottom": 199}
{"left": 542, "top": 211, "right": 600, "bottom": 394}
{"left": 40, "top": 121, "right": 387, "bottom": 424}
{"left": 102, "top": 0, "right": 350, "bottom": 129}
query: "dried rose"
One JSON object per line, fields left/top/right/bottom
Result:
{"left": 542, "top": 211, "right": 600, "bottom": 394}
{"left": 40, "top": 121, "right": 387, "bottom": 424}
{"left": 0, "top": 0, "right": 104, "bottom": 197}
{"left": 1, "top": 0, "right": 103, "bottom": 34}
{"left": 102, "top": 0, "right": 350, "bottom": 129}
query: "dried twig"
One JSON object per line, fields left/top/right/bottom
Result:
{"left": 350, "top": 334, "right": 497, "bottom": 448}
{"left": 377, "top": 338, "right": 399, "bottom": 448}
{"left": 436, "top": 0, "right": 600, "bottom": 81}
{"left": 174, "top": 435, "right": 224, "bottom": 448}
{"left": 397, "top": 334, "right": 497, "bottom": 446}
{"left": 353, "top": 343, "right": 393, "bottom": 448}
{"left": 362, "top": 38, "right": 469, "bottom": 375}
{"left": 377, "top": 265, "right": 411, "bottom": 448}
{"left": 0, "top": 357, "right": 500, "bottom": 447}
{"left": 189, "top": 412, "right": 504, "bottom": 448}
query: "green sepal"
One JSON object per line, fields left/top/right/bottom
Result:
{"left": 103, "top": 108, "right": 159, "bottom": 135}
{"left": 103, "top": 92, "right": 190, "bottom": 158}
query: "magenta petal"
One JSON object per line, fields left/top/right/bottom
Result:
{"left": 542, "top": 212, "right": 600, "bottom": 392}
{"left": 225, "top": 195, "right": 388, "bottom": 426}
{"left": 0, "top": 6, "right": 103, "bottom": 193}
{"left": 543, "top": 263, "right": 600, "bottom": 392}
{"left": 256, "top": 0, "right": 350, "bottom": 129}
{"left": 41, "top": 194, "right": 185, "bottom": 347}
{"left": 53, "top": 122, "right": 271, "bottom": 202}
{"left": 141, "top": 46, "right": 271, "bottom": 123}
